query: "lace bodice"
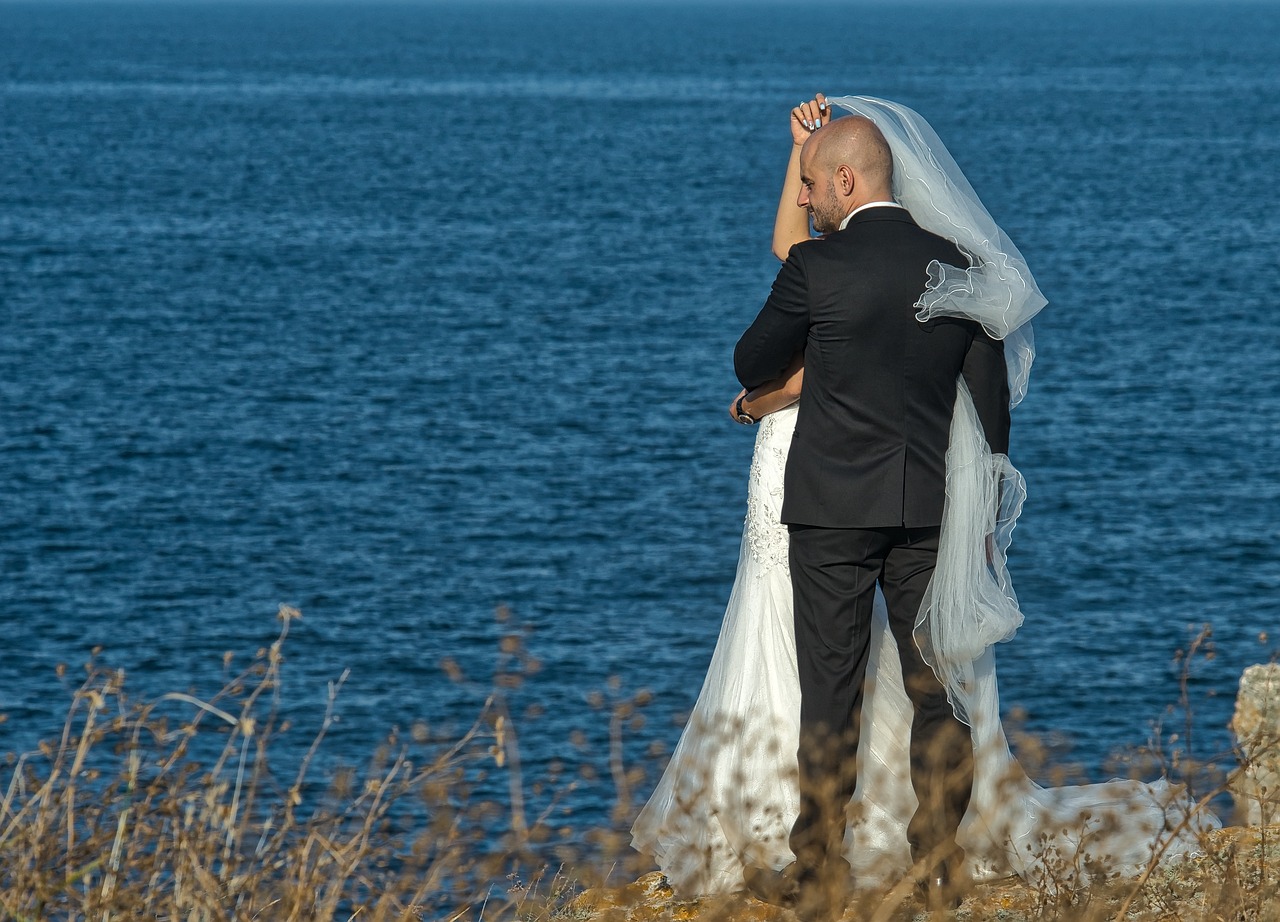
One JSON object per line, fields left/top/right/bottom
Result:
{"left": 744, "top": 406, "right": 797, "bottom": 575}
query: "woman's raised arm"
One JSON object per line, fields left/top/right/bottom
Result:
{"left": 731, "top": 94, "right": 827, "bottom": 423}
{"left": 771, "top": 93, "right": 827, "bottom": 261}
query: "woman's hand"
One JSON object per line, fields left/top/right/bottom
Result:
{"left": 729, "top": 354, "right": 805, "bottom": 425}
{"left": 790, "top": 94, "right": 829, "bottom": 146}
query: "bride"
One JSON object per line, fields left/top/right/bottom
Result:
{"left": 630, "top": 94, "right": 1217, "bottom": 898}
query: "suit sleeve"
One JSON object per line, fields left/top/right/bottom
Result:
{"left": 734, "top": 250, "right": 810, "bottom": 391}
{"left": 961, "top": 327, "right": 1011, "bottom": 455}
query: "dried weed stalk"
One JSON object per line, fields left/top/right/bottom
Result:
{"left": 0, "top": 605, "right": 585, "bottom": 922}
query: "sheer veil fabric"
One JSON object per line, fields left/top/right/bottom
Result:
{"left": 629, "top": 96, "right": 1217, "bottom": 895}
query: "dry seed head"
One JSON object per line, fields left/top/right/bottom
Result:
{"left": 88, "top": 690, "right": 105, "bottom": 708}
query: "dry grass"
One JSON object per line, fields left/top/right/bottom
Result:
{"left": 566, "top": 822, "right": 1280, "bottom": 922}
{"left": 571, "top": 626, "right": 1280, "bottom": 922}
{"left": 2, "top": 615, "right": 1276, "bottom": 922}
{"left": 0, "top": 605, "right": 595, "bottom": 921}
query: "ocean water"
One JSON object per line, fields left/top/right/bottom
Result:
{"left": 2, "top": 0, "right": 1278, "bottom": 838}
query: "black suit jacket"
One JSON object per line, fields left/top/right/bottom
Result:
{"left": 735, "top": 206, "right": 1010, "bottom": 529}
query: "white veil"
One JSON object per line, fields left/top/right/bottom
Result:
{"left": 827, "top": 96, "right": 1044, "bottom": 406}
{"left": 826, "top": 96, "right": 1217, "bottom": 882}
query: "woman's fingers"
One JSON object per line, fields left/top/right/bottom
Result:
{"left": 799, "top": 100, "right": 815, "bottom": 130}
{"left": 790, "top": 94, "right": 829, "bottom": 144}
{"left": 795, "top": 95, "right": 829, "bottom": 132}
{"left": 790, "top": 103, "right": 809, "bottom": 140}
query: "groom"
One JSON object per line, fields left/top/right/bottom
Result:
{"left": 734, "top": 115, "right": 1010, "bottom": 909}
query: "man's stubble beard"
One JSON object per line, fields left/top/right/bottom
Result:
{"left": 809, "top": 178, "right": 845, "bottom": 234}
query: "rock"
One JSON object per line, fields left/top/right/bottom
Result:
{"left": 572, "top": 838, "right": 1280, "bottom": 922}
{"left": 568, "top": 875, "right": 791, "bottom": 922}
{"left": 567, "top": 880, "right": 647, "bottom": 915}
{"left": 633, "top": 872, "right": 674, "bottom": 902}
{"left": 1231, "top": 664, "right": 1280, "bottom": 826}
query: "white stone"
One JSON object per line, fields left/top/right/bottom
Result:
{"left": 1231, "top": 663, "right": 1280, "bottom": 826}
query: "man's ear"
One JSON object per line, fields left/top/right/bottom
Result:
{"left": 836, "top": 164, "right": 854, "bottom": 195}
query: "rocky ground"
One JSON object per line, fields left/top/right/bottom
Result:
{"left": 563, "top": 827, "right": 1280, "bottom": 922}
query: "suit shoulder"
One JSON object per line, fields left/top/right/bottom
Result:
{"left": 885, "top": 226, "right": 966, "bottom": 273}
{"left": 792, "top": 231, "right": 856, "bottom": 258}
{"left": 785, "top": 235, "right": 823, "bottom": 256}
{"left": 914, "top": 226, "right": 967, "bottom": 264}
{"left": 778, "top": 235, "right": 835, "bottom": 275}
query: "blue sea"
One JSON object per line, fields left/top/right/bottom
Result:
{"left": 2, "top": 0, "right": 1278, "bottom": 844}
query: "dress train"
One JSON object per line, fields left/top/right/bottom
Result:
{"left": 630, "top": 404, "right": 1217, "bottom": 896}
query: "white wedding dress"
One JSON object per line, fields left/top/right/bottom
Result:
{"left": 630, "top": 403, "right": 1217, "bottom": 896}
{"left": 631, "top": 95, "right": 1218, "bottom": 897}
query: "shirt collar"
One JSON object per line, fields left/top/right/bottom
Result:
{"left": 838, "top": 201, "right": 905, "bottom": 231}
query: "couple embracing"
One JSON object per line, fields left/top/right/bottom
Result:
{"left": 632, "top": 95, "right": 1215, "bottom": 916}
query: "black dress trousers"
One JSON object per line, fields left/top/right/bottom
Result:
{"left": 787, "top": 523, "right": 974, "bottom": 877}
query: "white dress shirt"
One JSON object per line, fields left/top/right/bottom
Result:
{"left": 838, "top": 200, "right": 905, "bottom": 231}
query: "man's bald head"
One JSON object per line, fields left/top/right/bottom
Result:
{"left": 797, "top": 114, "right": 897, "bottom": 233}
{"left": 806, "top": 115, "right": 895, "bottom": 201}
